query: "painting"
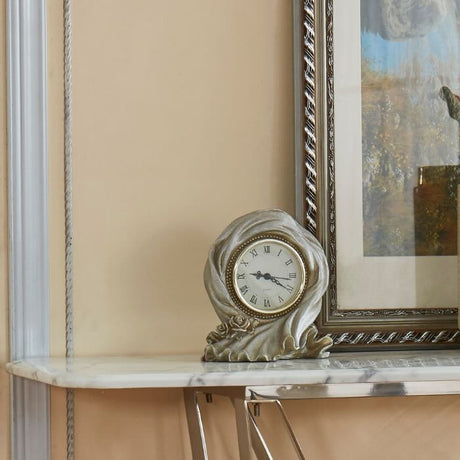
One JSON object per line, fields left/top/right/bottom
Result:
{"left": 293, "top": 0, "right": 460, "bottom": 349}
{"left": 361, "top": 0, "right": 459, "bottom": 257}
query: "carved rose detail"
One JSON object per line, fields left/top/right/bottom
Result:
{"left": 206, "top": 315, "right": 259, "bottom": 344}
{"left": 206, "top": 322, "right": 230, "bottom": 344}
{"left": 228, "top": 315, "right": 257, "bottom": 334}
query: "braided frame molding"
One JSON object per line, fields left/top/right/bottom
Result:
{"left": 299, "top": 0, "right": 460, "bottom": 349}
{"left": 332, "top": 330, "right": 460, "bottom": 347}
{"left": 303, "top": 0, "right": 318, "bottom": 236}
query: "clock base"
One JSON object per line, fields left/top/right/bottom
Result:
{"left": 203, "top": 317, "right": 332, "bottom": 362}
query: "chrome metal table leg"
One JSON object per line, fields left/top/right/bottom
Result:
{"left": 245, "top": 400, "right": 306, "bottom": 460}
{"left": 233, "top": 397, "right": 253, "bottom": 460}
{"left": 184, "top": 388, "right": 208, "bottom": 460}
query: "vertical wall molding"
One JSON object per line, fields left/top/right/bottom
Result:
{"left": 7, "top": 1, "right": 50, "bottom": 459}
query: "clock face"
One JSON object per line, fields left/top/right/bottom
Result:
{"left": 227, "top": 235, "right": 307, "bottom": 318}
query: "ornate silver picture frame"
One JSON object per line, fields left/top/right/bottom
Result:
{"left": 293, "top": 0, "right": 460, "bottom": 350}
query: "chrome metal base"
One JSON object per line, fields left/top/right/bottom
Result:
{"left": 184, "top": 378, "right": 460, "bottom": 459}
{"left": 183, "top": 388, "right": 306, "bottom": 460}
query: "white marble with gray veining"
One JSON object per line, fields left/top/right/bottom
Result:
{"left": 5, "top": 350, "right": 460, "bottom": 389}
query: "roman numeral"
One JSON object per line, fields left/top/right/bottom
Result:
{"left": 264, "top": 245, "right": 270, "bottom": 254}
{"left": 250, "top": 249, "right": 258, "bottom": 258}
{"left": 240, "top": 285, "right": 249, "bottom": 295}
{"left": 278, "top": 296, "right": 284, "bottom": 303}
{"left": 241, "top": 260, "right": 249, "bottom": 267}
{"left": 237, "top": 273, "right": 245, "bottom": 280}
{"left": 285, "top": 259, "right": 293, "bottom": 266}
{"left": 277, "top": 249, "right": 282, "bottom": 257}
{"left": 264, "top": 299, "right": 271, "bottom": 308}
{"left": 250, "top": 295, "right": 258, "bottom": 305}
{"left": 289, "top": 273, "right": 296, "bottom": 279}
{"left": 286, "top": 285, "right": 294, "bottom": 293}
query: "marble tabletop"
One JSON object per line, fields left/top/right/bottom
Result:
{"left": 6, "top": 350, "right": 460, "bottom": 390}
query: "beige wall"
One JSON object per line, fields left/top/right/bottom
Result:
{"left": 48, "top": 0, "right": 296, "bottom": 457}
{"left": 0, "top": 0, "right": 454, "bottom": 459}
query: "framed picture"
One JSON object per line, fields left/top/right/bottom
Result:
{"left": 293, "top": 0, "right": 460, "bottom": 350}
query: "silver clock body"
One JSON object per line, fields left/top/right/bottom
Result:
{"left": 203, "top": 209, "right": 332, "bottom": 362}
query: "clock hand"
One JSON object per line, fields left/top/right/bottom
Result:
{"left": 249, "top": 272, "right": 291, "bottom": 290}
{"left": 269, "top": 276, "right": 289, "bottom": 290}
{"left": 249, "top": 271, "right": 276, "bottom": 280}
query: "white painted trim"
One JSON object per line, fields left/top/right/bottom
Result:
{"left": 7, "top": 0, "right": 50, "bottom": 459}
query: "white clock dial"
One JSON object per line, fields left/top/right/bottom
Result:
{"left": 230, "top": 237, "right": 307, "bottom": 317}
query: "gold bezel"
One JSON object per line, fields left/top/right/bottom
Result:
{"left": 225, "top": 233, "right": 308, "bottom": 320}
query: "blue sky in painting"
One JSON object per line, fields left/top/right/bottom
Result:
{"left": 361, "top": 15, "right": 458, "bottom": 78}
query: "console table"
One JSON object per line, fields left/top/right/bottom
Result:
{"left": 7, "top": 350, "right": 460, "bottom": 459}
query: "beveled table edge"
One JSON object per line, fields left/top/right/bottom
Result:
{"left": 6, "top": 350, "right": 460, "bottom": 390}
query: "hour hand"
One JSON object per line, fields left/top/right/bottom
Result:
{"left": 250, "top": 271, "right": 263, "bottom": 279}
{"left": 250, "top": 271, "right": 275, "bottom": 281}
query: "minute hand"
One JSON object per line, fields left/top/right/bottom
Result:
{"left": 269, "top": 276, "right": 289, "bottom": 290}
